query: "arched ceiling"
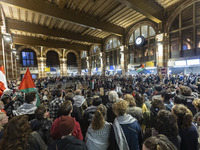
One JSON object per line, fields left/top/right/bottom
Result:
{"left": 0, "top": 0, "right": 185, "bottom": 52}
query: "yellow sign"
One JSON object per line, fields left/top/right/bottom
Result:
{"left": 45, "top": 68, "right": 50, "bottom": 72}
{"left": 146, "top": 61, "right": 154, "bottom": 67}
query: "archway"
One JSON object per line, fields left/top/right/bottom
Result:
{"left": 46, "top": 51, "right": 60, "bottom": 67}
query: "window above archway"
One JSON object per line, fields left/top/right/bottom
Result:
{"left": 81, "top": 51, "right": 87, "bottom": 58}
{"left": 21, "top": 49, "right": 37, "bottom": 67}
{"left": 106, "top": 37, "right": 120, "bottom": 50}
{"left": 128, "top": 25, "right": 156, "bottom": 44}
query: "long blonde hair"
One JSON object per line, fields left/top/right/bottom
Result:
{"left": 0, "top": 112, "right": 6, "bottom": 131}
{"left": 91, "top": 104, "right": 107, "bottom": 130}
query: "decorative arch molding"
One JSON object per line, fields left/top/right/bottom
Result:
{"left": 43, "top": 48, "right": 62, "bottom": 58}
{"left": 17, "top": 45, "right": 40, "bottom": 57}
{"left": 65, "top": 50, "right": 80, "bottom": 60}
{"left": 103, "top": 34, "right": 122, "bottom": 51}
{"left": 126, "top": 21, "right": 158, "bottom": 45}
{"left": 164, "top": 0, "right": 198, "bottom": 33}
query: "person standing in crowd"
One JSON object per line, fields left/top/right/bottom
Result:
{"left": 179, "top": 85, "right": 197, "bottom": 115}
{"left": 143, "top": 134, "right": 177, "bottom": 150}
{"left": 161, "top": 90, "right": 174, "bottom": 111}
{"left": 154, "top": 110, "right": 181, "bottom": 150}
{"left": 172, "top": 104, "right": 198, "bottom": 150}
{"left": 49, "top": 89, "right": 64, "bottom": 121}
{"left": 55, "top": 100, "right": 83, "bottom": 141}
{"left": 65, "top": 92, "right": 82, "bottom": 124}
{"left": 73, "top": 89, "right": 88, "bottom": 115}
{"left": 110, "top": 100, "right": 142, "bottom": 150}
{"left": 29, "top": 106, "right": 52, "bottom": 145}
{"left": 49, "top": 116, "right": 87, "bottom": 150}
{"left": 0, "top": 115, "right": 47, "bottom": 150}
{"left": 124, "top": 94, "right": 143, "bottom": 125}
{"left": 82, "top": 96, "right": 102, "bottom": 137}
{"left": 86, "top": 104, "right": 111, "bottom": 150}
{"left": 0, "top": 112, "right": 8, "bottom": 139}
{"left": 106, "top": 90, "right": 119, "bottom": 123}
{"left": 15, "top": 92, "right": 37, "bottom": 121}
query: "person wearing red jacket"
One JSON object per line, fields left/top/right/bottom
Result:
{"left": 51, "top": 100, "right": 83, "bottom": 141}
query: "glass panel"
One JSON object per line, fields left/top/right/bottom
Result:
{"left": 182, "top": 28, "right": 193, "bottom": 50}
{"left": 26, "top": 52, "right": 30, "bottom": 59}
{"left": 114, "top": 50, "right": 117, "bottom": 65}
{"left": 119, "top": 50, "right": 121, "bottom": 64}
{"left": 106, "top": 53, "right": 109, "bottom": 65}
{"left": 106, "top": 43, "right": 110, "bottom": 50}
{"left": 196, "top": 2, "right": 200, "bottom": 23}
{"left": 170, "top": 32, "right": 180, "bottom": 58}
{"left": 141, "top": 25, "right": 148, "bottom": 38}
{"left": 130, "top": 53, "right": 134, "bottom": 64}
{"left": 129, "top": 34, "right": 133, "bottom": 43}
{"left": 182, "top": 5, "right": 193, "bottom": 27}
{"left": 30, "top": 52, "right": 34, "bottom": 59}
{"left": 170, "top": 16, "right": 179, "bottom": 31}
{"left": 31, "top": 60, "right": 34, "bottom": 65}
{"left": 197, "top": 27, "right": 200, "bottom": 49}
{"left": 22, "top": 52, "right": 26, "bottom": 59}
{"left": 110, "top": 51, "right": 113, "bottom": 65}
{"left": 135, "top": 28, "right": 140, "bottom": 39}
{"left": 109, "top": 39, "right": 113, "bottom": 49}
{"left": 23, "top": 60, "right": 26, "bottom": 66}
{"left": 27, "top": 60, "right": 30, "bottom": 66}
{"left": 113, "top": 38, "right": 117, "bottom": 48}
{"left": 149, "top": 26, "right": 155, "bottom": 37}
{"left": 118, "top": 39, "right": 120, "bottom": 46}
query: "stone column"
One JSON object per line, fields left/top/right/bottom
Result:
{"left": 77, "top": 59, "right": 81, "bottom": 75}
{"left": 60, "top": 58, "right": 67, "bottom": 76}
{"left": 120, "top": 45, "right": 126, "bottom": 76}
{"left": 155, "top": 33, "right": 164, "bottom": 76}
{"left": 5, "top": 47, "right": 12, "bottom": 80}
{"left": 86, "top": 57, "right": 91, "bottom": 75}
{"left": 37, "top": 57, "right": 46, "bottom": 78}
{"left": 101, "top": 52, "right": 106, "bottom": 76}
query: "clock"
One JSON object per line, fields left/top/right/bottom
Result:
{"left": 135, "top": 36, "right": 145, "bottom": 47}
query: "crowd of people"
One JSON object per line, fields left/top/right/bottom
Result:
{"left": 0, "top": 73, "right": 200, "bottom": 150}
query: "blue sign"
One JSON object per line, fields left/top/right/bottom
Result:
{"left": 85, "top": 69, "right": 88, "bottom": 72}
{"left": 50, "top": 67, "right": 56, "bottom": 71}
{"left": 110, "top": 66, "right": 114, "bottom": 70}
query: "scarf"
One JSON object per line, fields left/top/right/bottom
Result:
{"left": 113, "top": 114, "right": 136, "bottom": 150}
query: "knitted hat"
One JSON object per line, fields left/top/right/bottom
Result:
{"left": 51, "top": 116, "right": 75, "bottom": 140}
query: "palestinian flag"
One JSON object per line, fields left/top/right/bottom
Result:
{"left": 18, "top": 68, "right": 40, "bottom": 106}
{"left": 136, "top": 64, "right": 145, "bottom": 72}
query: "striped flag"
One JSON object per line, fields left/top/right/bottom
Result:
{"left": 136, "top": 64, "right": 145, "bottom": 72}
{"left": 18, "top": 68, "right": 40, "bottom": 106}
{"left": 0, "top": 65, "right": 7, "bottom": 97}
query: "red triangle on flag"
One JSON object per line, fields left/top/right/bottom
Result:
{"left": 18, "top": 68, "right": 36, "bottom": 90}
{"left": 141, "top": 64, "right": 145, "bottom": 68}
{"left": 0, "top": 65, "right": 5, "bottom": 75}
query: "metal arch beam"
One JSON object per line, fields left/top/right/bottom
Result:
{"left": 6, "top": 19, "right": 102, "bottom": 44}
{"left": 0, "top": 0, "right": 124, "bottom": 35}
{"left": 13, "top": 35, "right": 89, "bottom": 51}
{"left": 117, "top": 0, "right": 163, "bottom": 24}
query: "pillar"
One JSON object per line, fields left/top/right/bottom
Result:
{"left": 60, "top": 58, "right": 67, "bottom": 76}
{"left": 37, "top": 57, "right": 46, "bottom": 78}
{"left": 155, "top": 33, "right": 164, "bottom": 76}
{"left": 101, "top": 52, "right": 106, "bottom": 76}
{"left": 86, "top": 56, "right": 92, "bottom": 75}
{"left": 5, "top": 47, "right": 12, "bottom": 80}
{"left": 120, "top": 45, "right": 128, "bottom": 76}
{"left": 77, "top": 59, "right": 81, "bottom": 75}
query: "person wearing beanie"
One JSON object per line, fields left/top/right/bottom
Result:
{"left": 56, "top": 100, "right": 83, "bottom": 141}
{"left": 49, "top": 116, "right": 87, "bottom": 150}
